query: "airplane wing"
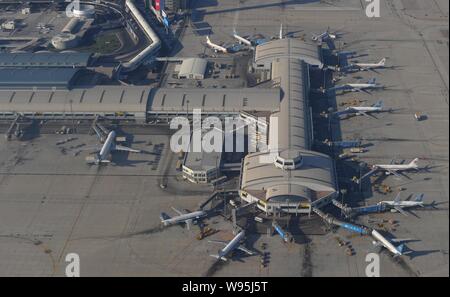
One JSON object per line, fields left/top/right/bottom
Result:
{"left": 210, "top": 254, "right": 227, "bottom": 261}
{"left": 359, "top": 167, "right": 379, "bottom": 182}
{"left": 114, "top": 145, "right": 141, "bottom": 153}
{"left": 372, "top": 100, "right": 383, "bottom": 108}
{"left": 394, "top": 205, "right": 409, "bottom": 216}
{"left": 332, "top": 85, "right": 348, "bottom": 92}
{"left": 237, "top": 245, "right": 255, "bottom": 255}
{"left": 185, "top": 219, "right": 192, "bottom": 230}
{"left": 92, "top": 125, "right": 104, "bottom": 140}
{"left": 386, "top": 169, "right": 403, "bottom": 178}
{"left": 171, "top": 207, "right": 184, "bottom": 216}
{"left": 334, "top": 110, "right": 350, "bottom": 117}
{"left": 360, "top": 88, "right": 372, "bottom": 95}
{"left": 359, "top": 111, "right": 378, "bottom": 119}
{"left": 391, "top": 170, "right": 412, "bottom": 180}
{"left": 394, "top": 192, "right": 401, "bottom": 203}
{"left": 390, "top": 238, "right": 416, "bottom": 243}
{"left": 208, "top": 240, "right": 228, "bottom": 246}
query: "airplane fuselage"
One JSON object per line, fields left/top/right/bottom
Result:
{"left": 162, "top": 210, "right": 206, "bottom": 226}
{"left": 348, "top": 106, "right": 383, "bottom": 113}
{"left": 206, "top": 38, "right": 228, "bottom": 53}
{"left": 376, "top": 164, "right": 419, "bottom": 171}
{"left": 312, "top": 32, "right": 335, "bottom": 41}
{"left": 381, "top": 201, "right": 424, "bottom": 208}
{"left": 98, "top": 131, "right": 116, "bottom": 162}
{"left": 371, "top": 229, "right": 403, "bottom": 256}
{"left": 325, "top": 82, "right": 382, "bottom": 93}
{"left": 233, "top": 33, "right": 252, "bottom": 46}
{"left": 355, "top": 63, "right": 383, "bottom": 69}
{"left": 346, "top": 83, "right": 379, "bottom": 90}
{"left": 217, "top": 231, "right": 246, "bottom": 261}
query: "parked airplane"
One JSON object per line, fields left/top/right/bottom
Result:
{"left": 359, "top": 158, "right": 421, "bottom": 182}
{"left": 232, "top": 29, "right": 252, "bottom": 46}
{"left": 86, "top": 125, "right": 141, "bottom": 165}
{"left": 322, "top": 78, "right": 384, "bottom": 94}
{"left": 272, "top": 221, "right": 292, "bottom": 243}
{"left": 371, "top": 229, "right": 413, "bottom": 257}
{"left": 205, "top": 36, "right": 228, "bottom": 53}
{"left": 342, "top": 58, "right": 387, "bottom": 72}
{"left": 333, "top": 100, "right": 390, "bottom": 118}
{"left": 380, "top": 192, "right": 425, "bottom": 216}
{"left": 160, "top": 207, "right": 207, "bottom": 229}
{"left": 334, "top": 193, "right": 425, "bottom": 217}
{"left": 311, "top": 27, "right": 337, "bottom": 42}
{"left": 209, "top": 230, "right": 255, "bottom": 261}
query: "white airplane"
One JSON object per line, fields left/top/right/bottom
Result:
{"left": 232, "top": 29, "right": 252, "bottom": 46}
{"left": 209, "top": 230, "right": 255, "bottom": 261}
{"left": 343, "top": 58, "right": 387, "bottom": 72}
{"left": 160, "top": 207, "right": 207, "bottom": 229}
{"left": 86, "top": 124, "right": 141, "bottom": 165}
{"left": 323, "top": 78, "right": 384, "bottom": 94}
{"left": 334, "top": 193, "right": 425, "bottom": 217}
{"left": 205, "top": 36, "right": 228, "bottom": 53}
{"left": 353, "top": 58, "right": 386, "bottom": 70}
{"left": 312, "top": 27, "right": 337, "bottom": 42}
{"left": 371, "top": 229, "right": 413, "bottom": 257}
{"left": 381, "top": 192, "right": 425, "bottom": 216}
{"left": 359, "top": 158, "right": 421, "bottom": 182}
{"left": 333, "top": 100, "right": 389, "bottom": 118}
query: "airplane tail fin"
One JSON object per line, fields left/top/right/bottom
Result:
{"left": 206, "top": 36, "right": 211, "bottom": 43}
{"left": 410, "top": 158, "right": 420, "bottom": 167}
{"left": 160, "top": 212, "right": 171, "bottom": 222}
{"left": 379, "top": 58, "right": 386, "bottom": 66}
{"left": 368, "top": 78, "right": 376, "bottom": 84}
{"left": 373, "top": 100, "right": 383, "bottom": 108}
{"left": 397, "top": 243, "right": 406, "bottom": 255}
{"left": 85, "top": 156, "right": 110, "bottom": 165}
{"left": 415, "top": 193, "right": 425, "bottom": 202}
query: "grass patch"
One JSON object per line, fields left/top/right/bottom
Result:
{"left": 76, "top": 33, "right": 121, "bottom": 54}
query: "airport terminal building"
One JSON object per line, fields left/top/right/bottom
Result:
{"left": 0, "top": 38, "right": 337, "bottom": 215}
